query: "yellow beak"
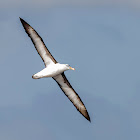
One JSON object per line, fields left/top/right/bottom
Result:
{"left": 69, "top": 67, "right": 75, "bottom": 70}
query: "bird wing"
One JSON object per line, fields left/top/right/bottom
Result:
{"left": 53, "top": 73, "right": 90, "bottom": 121}
{"left": 20, "top": 18, "right": 57, "bottom": 67}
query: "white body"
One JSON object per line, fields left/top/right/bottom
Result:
{"left": 32, "top": 63, "right": 68, "bottom": 79}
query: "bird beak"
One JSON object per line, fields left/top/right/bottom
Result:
{"left": 69, "top": 67, "right": 75, "bottom": 70}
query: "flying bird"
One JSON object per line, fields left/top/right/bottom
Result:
{"left": 20, "top": 18, "right": 90, "bottom": 122}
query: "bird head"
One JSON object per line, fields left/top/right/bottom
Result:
{"left": 65, "top": 64, "right": 75, "bottom": 70}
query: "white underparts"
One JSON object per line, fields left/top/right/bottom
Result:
{"left": 32, "top": 63, "right": 68, "bottom": 79}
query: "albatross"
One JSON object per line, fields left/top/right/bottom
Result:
{"left": 20, "top": 18, "right": 90, "bottom": 122}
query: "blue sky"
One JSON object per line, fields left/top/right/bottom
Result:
{"left": 0, "top": 0, "right": 140, "bottom": 140}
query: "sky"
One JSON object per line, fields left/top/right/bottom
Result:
{"left": 0, "top": 0, "right": 140, "bottom": 140}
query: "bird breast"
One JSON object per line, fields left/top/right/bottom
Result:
{"left": 32, "top": 64, "right": 66, "bottom": 79}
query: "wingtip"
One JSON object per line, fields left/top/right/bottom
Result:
{"left": 81, "top": 109, "right": 91, "bottom": 122}
{"left": 86, "top": 114, "right": 91, "bottom": 122}
{"left": 19, "top": 17, "right": 28, "bottom": 25}
{"left": 88, "top": 118, "right": 91, "bottom": 123}
{"left": 19, "top": 17, "right": 23, "bottom": 22}
{"left": 19, "top": 17, "right": 31, "bottom": 29}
